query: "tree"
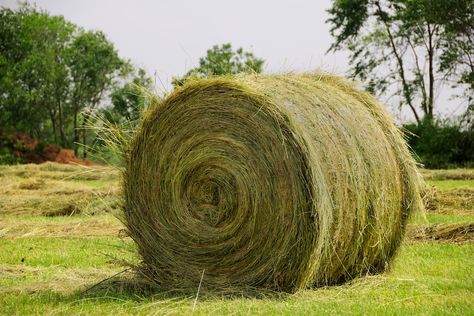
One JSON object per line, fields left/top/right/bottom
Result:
{"left": 67, "top": 30, "right": 126, "bottom": 157}
{"left": 327, "top": 0, "right": 474, "bottom": 124}
{"left": 0, "top": 4, "right": 75, "bottom": 143}
{"left": 110, "top": 68, "right": 153, "bottom": 122}
{"left": 437, "top": 0, "right": 474, "bottom": 121}
{"left": 0, "top": 3, "right": 134, "bottom": 161}
{"left": 172, "top": 43, "right": 265, "bottom": 86}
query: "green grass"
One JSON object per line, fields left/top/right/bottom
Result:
{"left": 0, "top": 164, "right": 473, "bottom": 315}
{"left": 67, "top": 178, "right": 119, "bottom": 188}
{"left": 0, "top": 237, "right": 135, "bottom": 268}
{"left": 0, "top": 213, "right": 119, "bottom": 224}
{"left": 426, "top": 213, "right": 474, "bottom": 225}
{"left": 427, "top": 180, "right": 474, "bottom": 190}
{"left": 0, "top": 241, "right": 472, "bottom": 315}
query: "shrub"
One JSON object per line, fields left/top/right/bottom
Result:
{"left": 0, "top": 129, "right": 59, "bottom": 164}
{"left": 403, "top": 119, "right": 474, "bottom": 168}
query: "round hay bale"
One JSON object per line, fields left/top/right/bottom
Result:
{"left": 124, "top": 73, "right": 423, "bottom": 292}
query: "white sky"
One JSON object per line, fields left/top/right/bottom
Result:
{"left": 1, "top": 0, "right": 465, "bottom": 121}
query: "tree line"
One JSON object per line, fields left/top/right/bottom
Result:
{"left": 327, "top": 0, "right": 473, "bottom": 124}
{"left": 1, "top": 1, "right": 472, "bottom": 167}
{"left": 327, "top": 0, "right": 473, "bottom": 167}
{"left": 0, "top": 3, "right": 152, "bottom": 160}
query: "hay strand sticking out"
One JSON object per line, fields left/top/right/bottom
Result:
{"left": 123, "top": 73, "right": 423, "bottom": 292}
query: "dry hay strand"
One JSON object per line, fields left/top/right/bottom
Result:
{"left": 0, "top": 162, "right": 120, "bottom": 217}
{"left": 408, "top": 223, "right": 474, "bottom": 243}
{"left": 420, "top": 168, "right": 474, "bottom": 181}
{"left": 17, "top": 179, "right": 46, "bottom": 190}
{"left": 0, "top": 216, "right": 124, "bottom": 238}
{"left": 123, "top": 73, "right": 423, "bottom": 292}
{"left": 422, "top": 186, "right": 474, "bottom": 214}
{"left": 421, "top": 185, "right": 439, "bottom": 211}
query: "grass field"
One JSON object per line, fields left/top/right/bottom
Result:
{"left": 0, "top": 163, "right": 473, "bottom": 315}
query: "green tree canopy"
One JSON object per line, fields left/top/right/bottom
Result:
{"left": 0, "top": 4, "right": 76, "bottom": 142}
{"left": 67, "top": 30, "right": 126, "bottom": 157}
{"left": 0, "top": 3, "right": 138, "bottom": 159}
{"left": 172, "top": 43, "right": 265, "bottom": 86}
{"left": 109, "top": 68, "right": 153, "bottom": 123}
{"left": 327, "top": 0, "right": 474, "bottom": 124}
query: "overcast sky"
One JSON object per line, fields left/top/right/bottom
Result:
{"left": 1, "top": 0, "right": 464, "bottom": 121}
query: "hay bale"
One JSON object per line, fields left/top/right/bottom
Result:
{"left": 123, "top": 73, "right": 423, "bottom": 292}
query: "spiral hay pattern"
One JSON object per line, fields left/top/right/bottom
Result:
{"left": 123, "top": 73, "right": 423, "bottom": 292}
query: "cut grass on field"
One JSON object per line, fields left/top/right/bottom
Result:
{"left": 0, "top": 163, "right": 120, "bottom": 217}
{"left": 427, "top": 180, "right": 474, "bottom": 190}
{"left": 0, "top": 163, "right": 473, "bottom": 315}
{"left": 0, "top": 240, "right": 472, "bottom": 315}
{"left": 421, "top": 168, "right": 474, "bottom": 181}
{"left": 0, "top": 214, "right": 124, "bottom": 238}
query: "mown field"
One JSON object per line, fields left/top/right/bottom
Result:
{"left": 0, "top": 163, "right": 473, "bottom": 315}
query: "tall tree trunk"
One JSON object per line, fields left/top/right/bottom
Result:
{"left": 58, "top": 100, "right": 66, "bottom": 148}
{"left": 375, "top": 1, "right": 421, "bottom": 124}
{"left": 50, "top": 115, "right": 57, "bottom": 144}
{"left": 73, "top": 108, "right": 79, "bottom": 155}
{"left": 82, "top": 112, "right": 87, "bottom": 159}
{"left": 48, "top": 104, "right": 58, "bottom": 144}
{"left": 427, "top": 23, "right": 435, "bottom": 121}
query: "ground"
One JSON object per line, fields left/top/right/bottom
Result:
{"left": 0, "top": 163, "right": 473, "bottom": 315}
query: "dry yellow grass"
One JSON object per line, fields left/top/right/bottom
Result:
{"left": 0, "top": 162, "right": 120, "bottom": 216}
{"left": 420, "top": 168, "right": 474, "bottom": 180}
{"left": 407, "top": 223, "right": 474, "bottom": 243}
{"left": 0, "top": 215, "right": 124, "bottom": 238}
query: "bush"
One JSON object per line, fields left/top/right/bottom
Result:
{"left": 403, "top": 119, "right": 474, "bottom": 168}
{"left": 0, "top": 148, "right": 21, "bottom": 164}
{"left": 0, "top": 129, "right": 59, "bottom": 164}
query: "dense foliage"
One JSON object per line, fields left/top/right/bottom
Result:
{"left": 109, "top": 68, "right": 153, "bottom": 123}
{"left": 0, "top": 3, "right": 471, "bottom": 168}
{"left": 404, "top": 119, "right": 474, "bottom": 168}
{"left": 172, "top": 43, "right": 264, "bottom": 86}
{"left": 0, "top": 4, "right": 152, "bottom": 159}
{"left": 327, "top": 0, "right": 474, "bottom": 123}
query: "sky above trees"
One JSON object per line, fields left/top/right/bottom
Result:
{"left": 1, "top": 0, "right": 465, "bottom": 121}
{"left": 0, "top": 1, "right": 353, "bottom": 87}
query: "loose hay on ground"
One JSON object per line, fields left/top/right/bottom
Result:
{"left": 407, "top": 223, "right": 474, "bottom": 243}
{"left": 422, "top": 186, "right": 473, "bottom": 214}
{"left": 421, "top": 169, "right": 474, "bottom": 181}
{"left": 122, "top": 73, "right": 424, "bottom": 292}
{"left": 0, "top": 215, "right": 124, "bottom": 238}
{"left": 0, "top": 163, "right": 120, "bottom": 216}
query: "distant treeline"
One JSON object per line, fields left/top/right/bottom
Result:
{"left": 327, "top": 0, "right": 474, "bottom": 168}
{"left": 1, "top": 3, "right": 473, "bottom": 168}
{"left": 0, "top": 3, "right": 152, "bottom": 161}
{"left": 404, "top": 120, "right": 473, "bottom": 168}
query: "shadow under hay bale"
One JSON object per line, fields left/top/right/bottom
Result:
{"left": 123, "top": 73, "right": 424, "bottom": 292}
{"left": 79, "top": 268, "right": 290, "bottom": 300}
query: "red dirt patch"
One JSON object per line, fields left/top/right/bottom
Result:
{"left": 0, "top": 129, "right": 95, "bottom": 165}
{"left": 54, "top": 149, "right": 95, "bottom": 166}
